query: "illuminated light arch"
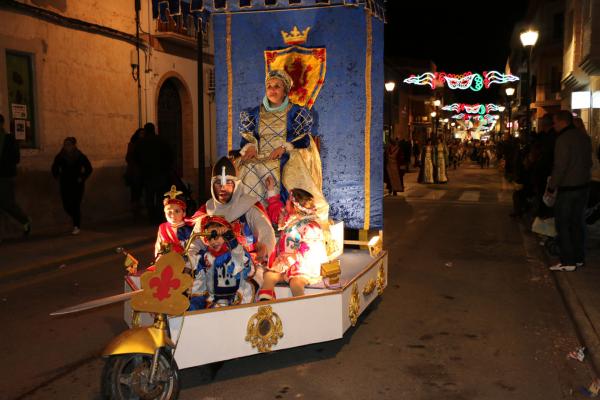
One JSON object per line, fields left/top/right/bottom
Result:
{"left": 403, "top": 71, "right": 518, "bottom": 91}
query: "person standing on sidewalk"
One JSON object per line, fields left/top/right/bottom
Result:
{"left": 51, "top": 137, "right": 93, "bottom": 235}
{"left": 134, "top": 122, "right": 173, "bottom": 224}
{"left": 548, "top": 110, "right": 592, "bottom": 272}
{"left": 0, "top": 114, "right": 30, "bottom": 236}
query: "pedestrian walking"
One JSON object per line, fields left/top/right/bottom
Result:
{"left": 51, "top": 137, "right": 93, "bottom": 235}
{"left": 547, "top": 110, "right": 592, "bottom": 272}
{"left": 0, "top": 114, "right": 30, "bottom": 236}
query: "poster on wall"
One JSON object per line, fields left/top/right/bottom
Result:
{"left": 14, "top": 119, "right": 26, "bottom": 140}
{"left": 11, "top": 104, "right": 27, "bottom": 119}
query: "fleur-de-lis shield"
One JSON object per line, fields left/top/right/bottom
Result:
{"left": 131, "top": 252, "right": 193, "bottom": 315}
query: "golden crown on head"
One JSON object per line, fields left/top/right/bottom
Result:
{"left": 163, "top": 185, "right": 186, "bottom": 209}
{"left": 281, "top": 26, "right": 310, "bottom": 45}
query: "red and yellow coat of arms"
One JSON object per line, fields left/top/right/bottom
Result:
{"left": 264, "top": 26, "right": 326, "bottom": 109}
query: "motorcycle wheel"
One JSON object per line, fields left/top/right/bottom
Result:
{"left": 101, "top": 350, "right": 180, "bottom": 400}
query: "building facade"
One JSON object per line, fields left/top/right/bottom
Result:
{"left": 562, "top": 0, "right": 600, "bottom": 176}
{"left": 0, "top": 0, "right": 216, "bottom": 235}
{"left": 507, "top": 0, "right": 565, "bottom": 134}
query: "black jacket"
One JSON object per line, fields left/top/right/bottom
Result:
{"left": 51, "top": 150, "right": 93, "bottom": 184}
{"left": 550, "top": 125, "right": 592, "bottom": 189}
{"left": 0, "top": 131, "right": 20, "bottom": 178}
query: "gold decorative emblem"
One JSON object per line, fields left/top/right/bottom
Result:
{"left": 348, "top": 283, "right": 360, "bottom": 327}
{"left": 245, "top": 306, "right": 283, "bottom": 352}
{"left": 131, "top": 252, "right": 192, "bottom": 315}
{"left": 281, "top": 26, "right": 311, "bottom": 45}
{"left": 362, "top": 279, "right": 376, "bottom": 296}
{"left": 376, "top": 263, "right": 386, "bottom": 296}
{"left": 264, "top": 27, "right": 326, "bottom": 109}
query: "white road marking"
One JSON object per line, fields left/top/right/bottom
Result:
{"left": 458, "top": 191, "right": 480, "bottom": 202}
{"left": 421, "top": 190, "right": 447, "bottom": 200}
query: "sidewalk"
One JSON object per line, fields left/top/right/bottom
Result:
{"left": 541, "top": 221, "right": 600, "bottom": 375}
{"left": 0, "top": 218, "right": 157, "bottom": 284}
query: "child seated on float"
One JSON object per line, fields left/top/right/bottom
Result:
{"left": 257, "top": 176, "right": 328, "bottom": 300}
{"left": 196, "top": 215, "right": 255, "bottom": 307}
{"left": 154, "top": 185, "right": 206, "bottom": 310}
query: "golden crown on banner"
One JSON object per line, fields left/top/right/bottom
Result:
{"left": 281, "top": 26, "right": 311, "bottom": 45}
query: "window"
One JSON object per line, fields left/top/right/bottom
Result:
{"left": 553, "top": 12, "right": 564, "bottom": 41}
{"left": 6, "top": 51, "right": 36, "bottom": 147}
{"left": 289, "top": 0, "right": 301, "bottom": 4}
{"left": 550, "top": 66, "right": 561, "bottom": 93}
{"left": 239, "top": 0, "right": 252, "bottom": 6}
{"left": 265, "top": 0, "right": 277, "bottom": 5}
{"left": 213, "top": 0, "right": 226, "bottom": 9}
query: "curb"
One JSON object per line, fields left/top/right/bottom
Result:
{"left": 553, "top": 272, "right": 600, "bottom": 376}
{"left": 0, "top": 235, "right": 154, "bottom": 285}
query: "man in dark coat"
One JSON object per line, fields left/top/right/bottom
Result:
{"left": 548, "top": 110, "right": 593, "bottom": 272}
{"left": 0, "top": 114, "right": 30, "bottom": 236}
{"left": 134, "top": 122, "right": 174, "bottom": 223}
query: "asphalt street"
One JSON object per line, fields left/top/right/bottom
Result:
{"left": 2, "top": 163, "right": 595, "bottom": 400}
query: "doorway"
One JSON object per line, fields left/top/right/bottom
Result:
{"left": 157, "top": 78, "right": 183, "bottom": 177}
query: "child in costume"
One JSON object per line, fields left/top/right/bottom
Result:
{"left": 154, "top": 185, "right": 206, "bottom": 310}
{"left": 197, "top": 215, "right": 255, "bottom": 307}
{"left": 257, "top": 176, "right": 328, "bottom": 300}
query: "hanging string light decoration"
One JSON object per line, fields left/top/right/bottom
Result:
{"left": 441, "top": 103, "right": 462, "bottom": 112}
{"left": 451, "top": 113, "right": 499, "bottom": 122}
{"left": 402, "top": 72, "right": 436, "bottom": 89}
{"left": 403, "top": 71, "right": 518, "bottom": 91}
{"left": 483, "top": 71, "right": 520, "bottom": 88}
{"left": 441, "top": 103, "right": 504, "bottom": 114}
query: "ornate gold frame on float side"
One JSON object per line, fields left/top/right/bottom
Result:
{"left": 245, "top": 305, "right": 284, "bottom": 352}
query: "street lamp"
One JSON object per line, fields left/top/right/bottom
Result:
{"left": 430, "top": 111, "right": 438, "bottom": 137}
{"left": 385, "top": 81, "right": 396, "bottom": 140}
{"left": 505, "top": 86, "right": 515, "bottom": 136}
{"left": 520, "top": 29, "right": 538, "bottom": 138}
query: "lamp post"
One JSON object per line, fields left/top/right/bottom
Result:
{"left": 505, "top": 86, "right": 515, "bottom": 136}
{"left": 432, "top": 99, "right": 441, "bottom": 138}
{"left": 520, "top": 29, "right": 539, "bottom": 138}
{"left": 430, "top": 111, "right": 438, "bottom": 138}
{"left": 385, "top": 81, "right": 396, "bottom": 141}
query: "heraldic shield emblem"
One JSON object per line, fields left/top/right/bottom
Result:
{"left": 264, "top": 26, "right": 326, "bottom": 109}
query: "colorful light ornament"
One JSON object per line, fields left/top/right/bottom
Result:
{"left": 464, "top": 104, "right": 486, "bottom": 114}
{"left": 403, "top": 72, "right": 436, "bottom": 89}
{"left": 483, "top": 71, "right": 519, "bottom": 88}
{"left": 441, "top": 103, "right": 504, "bottom": 114}
{"left": 403, "top": 71, "right": 519, "bottom": 91}
{"left": 451, "top": 113, "right": 499, "bottom": 122}
{"left": 441, "top": 103, "right": 461, "bottom": 112}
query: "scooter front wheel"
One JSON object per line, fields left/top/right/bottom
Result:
{"left": 101, "top": 350, "right": 180, "bottom": 400}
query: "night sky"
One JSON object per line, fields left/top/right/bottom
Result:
{"left": 384, "top": 0, "right": 529, "bottom": 103}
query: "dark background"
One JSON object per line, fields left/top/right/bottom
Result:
{"left": 384, "top": 0, "right": 529, "bottom": 103}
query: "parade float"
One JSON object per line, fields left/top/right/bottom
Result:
{"left": 52, "top": 1, "right": 387, "bottom": 398}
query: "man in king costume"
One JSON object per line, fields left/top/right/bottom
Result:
{"left": 191, "top": 157, "right": 276, "bottom": 288}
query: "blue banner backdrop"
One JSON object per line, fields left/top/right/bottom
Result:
{"left": 213, "top": 6, "right": 383, "bottom": 230}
